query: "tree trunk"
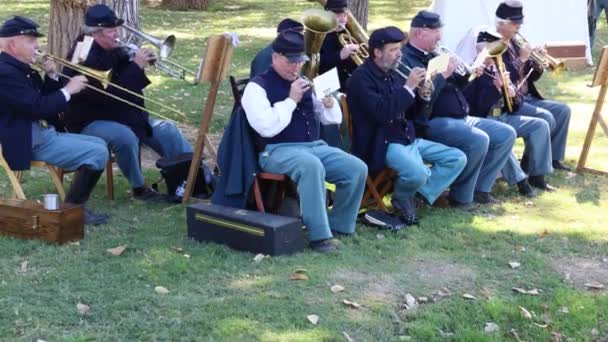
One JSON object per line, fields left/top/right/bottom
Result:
{"left": 160, "top": 0, "right": 209, "bottom": 11}
{"left": 48, "top": 0, "right": 139, "bottom": 58}
{"left": 349, "top": 0, "right": 369, "bottom": 30}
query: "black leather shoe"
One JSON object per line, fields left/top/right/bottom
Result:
{"left": 391, "top": 198, "right": 419, "bottom": 225}
{"left": 528, "top": 175, "right": 557, "bottom": 192}
{"left": 474, "top": 191, "right": 499, "bottom": 204}
{"left": 448, "top": 197, "right": 478, "bottom": 211}
{"left": 83, "top": 207, "right": 108, "bottom": 226}
{"left": 363, "top": 210, "right": 406, "bottom": 231}
{"left": 133, "top": 187, "right": 168, "bottom": 202}
{"left": 309, "top": 239, "right": 338, "bottom": 253}
{"left": 517, "top": 179, "right": 537, "bottom": 198}
{"left": 552, "top": 160, "right": 572, "bottom": 171}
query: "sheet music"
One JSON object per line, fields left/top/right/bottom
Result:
{"left": 426, "top": 54, "right": 450, "bottom": 79}
{"left": 313, "top": 67, "right": 340, "bottom": 99}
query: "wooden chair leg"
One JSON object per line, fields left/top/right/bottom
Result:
{"left": 105, "top": 159, "right": 114, "bottom": 200}
{"left": 252, "top": 176, "right": 265, "bottom": 213}
{"left": 0, "top": 157, "right": 26, "bottom": 200}
{"left": 47, "top": 165, "right": 66, "bottom": 201}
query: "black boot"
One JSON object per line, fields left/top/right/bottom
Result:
{"left": 517, "top": 178, "right": 537, "bottom": 198}
{"left": 552, "top": 160, "right": 572, "bottom": 171}
{"left": 528, "top": 175, "right": 557, "bottom": 192}
{"left": 391, "top": 198, "right": 419, "bottom": 226}
{"left": 65, "top": 167, "right": 109, "bottom": 225}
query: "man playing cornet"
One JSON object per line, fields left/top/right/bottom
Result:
{"left": 0, "top": 16, "right": 109, "bottom": 225}
{"left": 62, "top": 4, "right": 192, "bottom": 202}
{"left": 495, "top": 0, "right": 572, "bottom": 174}
{"left": 402, "top": 10, "right": 516, "bottom": 207}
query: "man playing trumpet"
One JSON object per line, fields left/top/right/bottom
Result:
{"left": 0, "top": 16, "right": 109, "bottom": 225}
{"left": 241, "top": 30, "right": 367, "bottom": 253}
{"left": 402, "top": 10, "right": 516, "bottom": 206}
{"left": 63, "top": 4, "right": 192, "bottom": 202}
{"left": 495, "top": 0, "right": 572, "bottom": 174}
{"left": 346, "top": 26, "right": 466, "bottom": 225}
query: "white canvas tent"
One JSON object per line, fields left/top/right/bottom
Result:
{"left": 429, "top": 0, "right": 592, "bottom": 65}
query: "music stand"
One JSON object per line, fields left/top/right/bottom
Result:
{"left": 576, "top": 46, "right": 608, "bottom": 176}
{"left": 182, "top": 34, "right": 234, "bottom": 203}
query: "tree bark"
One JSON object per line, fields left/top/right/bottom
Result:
{"left": 160, "top": 0, "right": 209, "bottom": 11}
{"left": 48, "top": 0, "right": 139, "bottom": 58}
{"left": 349, "top": 0, "right": 369, "bottom": 30}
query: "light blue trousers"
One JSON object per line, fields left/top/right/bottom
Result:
{"left": 385, "top": 139, "right": 466, "bottom": 205}
{"left": 516, "top": 97, "right": 571, "bottom": 161}
{"left": 426, "top": 116, "right": 516, "bottom": 203}
{"left": 494, "top": 114, "right": 553, "bottom": 185}
{"left": 31, "top": 124, "right": 108, "bottom": 171}
{"left": 259, "top": 140, "right": 367, "bottom": 242}
{"left": 81, "top": 119, "right": 192, "bottom": 188}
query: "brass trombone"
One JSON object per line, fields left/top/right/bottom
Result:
{"left": 513, "top": 32, "right": 565, "bottom": 72}
{"left": 35, "top": 50, "right": 185, "bottom": 122}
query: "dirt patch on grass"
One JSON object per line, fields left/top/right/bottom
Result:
{"left": 552, "top": 256, "right": 608, "bottom": 290}
{"left": 331, "top": 260, "right": 477, "bottom": 304}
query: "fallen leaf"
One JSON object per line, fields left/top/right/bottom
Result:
{"left": 591, "top": 328, "right": 600, "bottom": 336}
{"left": 307, "top": 314, "right": 319, "bottom": 325}
{"left": 106, "top": 245, "right": 127, "bottom": 256}
{"left": 289, "top": 273, "right": 309, "bottom": 281}
{"left": 439, "top": 329, "right": 454, "bottom": 337}
{"left": 19, "top": 261, "right": 28, "bottom": 273}
{"left": 559, "top": 306, "right": 569, "bottom": 314}
{"left": 343, "top": 299, "right": 361, "bottom": 309}
{"left": 76, "top": 302, "right": 90, "bottom": 315}
{"left": 294, "top": 268, "right": 307, "bottom": 274}
{"left": 516, "top": 246, "right": 527, "bottom": 252}
{"left": 520, "top": 306, "right": 533, "bottom": 319}
{"left": 342, "top": 331, "right": 354, "bottom": 342}
{"left": 69, "top": 241, "right": 80, "bottom": 246}
{"left": 155, "top": 286, "right": 170, "bottom": 295}
{"left": 330, "top": 285, "right": 345, "bottom": 293}
{"left": 510, "top": 329, "right": 524, "bottom": 342}
{"left": 183, "top": 254, "right": 191, "bottom": 259}
{"left": 509, "top": 261, "right": 521, "bottom": 269}
{"left": 512, "top": 287, "right": 542, "bottom": 296}
{"left": 171, "top": 246, "right": 184, "bottom": 253}
{"left": 462, "top": 293, "right": 476, "bottom": 300}
{"left": 404, "top": 293, "right": 417, "bottom": 309}
{"left": 484, "top": 322, "right": 499, "bottom": 334}
{"left": 418, "top": 296, "right": 428, "bottom": 303}
{"left": 524, "top": 201, "right": 535, "bottom": 207}
{"left": 533, "top": 322, "right": 549, "bottom": 329}
{"left": 253, "top": 254, "right": 265, "bottom": 263}
{"left": 584, "top": 281, "right": 605, "bottom": 289}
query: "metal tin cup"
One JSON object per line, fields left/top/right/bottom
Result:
{"left": 42, "top": 194, "right": 59, "bottom": 210}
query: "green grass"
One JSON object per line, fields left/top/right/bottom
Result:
{"left": 2, "top": 0, "right": 608, "bottom": 340}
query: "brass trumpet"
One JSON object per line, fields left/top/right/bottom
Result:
{"left": 392, "top": 61, "right": 434, "bottom": 101}
{"left": 34, "top": 50, "right": 185, "bottom": 122}
{"left": 513, "top": 33, "right": 565, "bottom": 72}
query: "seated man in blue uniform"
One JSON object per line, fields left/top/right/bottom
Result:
{"left": 63, "top": 4, "right": 192, "bottom": 202}
{"left": 401, "top": 10, "right": 517, "bottom": 206}
{"left": 0, "top": 16, "right": 109, "bottom": 225}
{"left": 241, "top": 30, "right": 367, "bottom": 253}
{"left": 464, "top": 30, "right": 554, "bottom": 197}
{"left": 250, "top": 18, "right": 303, "bottom": 78}
{"left": 495, "top": 0, "right": 572, "bottom": 175}
{"left": 347, "top": 26, "right": 466, "bottom": 225}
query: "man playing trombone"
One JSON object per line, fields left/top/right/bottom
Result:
{"left": 346, "top": 26, "right": 466, "bottom": 225}
{"left": 401, "top": 10, "right": 516, "bottom": 206}
{"left": 0, "top": 16, "right": 110, "bottom": 225}
{"left": 63, "top": 4, "right": 192, "bottom": 201}
{"left": 495, "top": 0, "right": 572, "bottom": 174}
{"left": 464, "top": 30, "right": 554, "bottom": 197}
{"left": 241, "top": 30, "right": 367, "bottom": 253}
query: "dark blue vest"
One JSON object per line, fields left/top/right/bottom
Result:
{"left": 251, "top": 68, "right": 319, "bottom": 151}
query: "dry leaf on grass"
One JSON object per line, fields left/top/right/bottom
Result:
{"left": 533, "top": 322, "right": 549, "bottom": 329}
{"left": 559, "top": 306, "right": 569, "bottom": 314}
{"left": 519, "top": 306, "right": 533, "bottom": 319}
{"left": 76, "top": 302, "right": 90, "bottom": 315}
{"left": 584, "top": 281, "right": 605, "bottom": 289}
{"left": 294, "top": 268, "right": 307, "bottom": 274}
{"left": 342, "top": 331, "right": 354, "bottom": 342}
{"left": 307, "top": 314, "right": 319, "bottom": 325}
{"left": 183, "top": 254, "right": 191, "bottom": 259}
{"left": 155, "top": 286, "right": 170, "bottom": 295}
{"left": 253, "top": 254, "right": 265, "bottom": 263}
{"left": 418, "top": 296, "right": 429, "bottom": 303}
{"left": 462, "top": 293, "right": 476, "bottom": 300}
{"left": 330, "top": 284, "right": 345, "bottom": 293}
{"left": 512, "top": 287, "right": 542, "bottom": 296}
{"left": 289, "top": 273, "right": 309, "bottom": 281}
{"left": 484, "top": 322, "right": 499, "bottom": 334}
{"left": 19, "top": 261, "right": 28, "bottom": 273}
{"left": 106, "top": 245, "right": 127, "bottom": 256}
{"left": 171, "top": 246, "right": 184, "bottom": 253}
{"left": 343, "top": 299, "right": 361, "bottom": 309}
{"left": 510, "top": 329, "right": 524, "bottom": 342}
{"left": 404, "top": 293, "right": 417, "bottom": 310}
{"left": 509, "top": 261, "right": 521, "bottom": 269}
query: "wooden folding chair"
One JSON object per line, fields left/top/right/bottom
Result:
{"left": 229, "top": 76, "right": 289, "bottom": 213}
{"left": 339, "top": 94, "right": 394, "bottom": 211}
{"left": 0, "top": 146, "right": 66, "bottom": 201}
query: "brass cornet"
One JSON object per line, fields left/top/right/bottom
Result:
{"left": 513, "top": 33, "right": 565, "bottom": 72}
{"left": 392, "top": 61, "right": 434, "bottom": 101}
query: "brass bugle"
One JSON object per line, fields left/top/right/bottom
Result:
{"left": 513, "top": 33, "right": 565, "bottom": 72}
{"left": 34, "top": 50, "right": 185, "bottom": 121}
